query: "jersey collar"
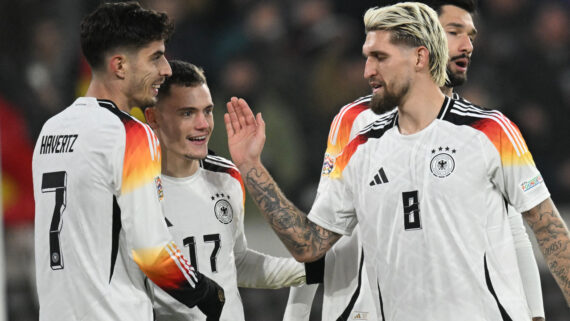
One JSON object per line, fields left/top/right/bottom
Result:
{"left": 97, "top": 99, "right": 119, "bottom": 110}
{"left": 393, "top": 95, "right": 453, "bottom": 128}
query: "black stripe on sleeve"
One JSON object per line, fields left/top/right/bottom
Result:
{"left": 109, "top": 196, "right": 122, "bottom": 283}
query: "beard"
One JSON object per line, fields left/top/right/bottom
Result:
{"left": 137, "top": 96, "right": 158, "bottom": 109}
{"left": 445, "top": 67, "right": 467, "bottom": 88}
{"left": 444, "top": 54, "right": 470, "bottom": 88}
{"left": 369, "top": 82, "right": 408, "bottom": 115}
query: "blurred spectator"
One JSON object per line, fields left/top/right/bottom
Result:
{"left": 1, "top": 96, "right": 36, "bottom": 321}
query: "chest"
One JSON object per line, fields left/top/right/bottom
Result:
{"left": 160, "top": 174, "right": 242, "bottom": 274}
{"left": 348, "top": 124, "right": 496, "bottom": 228}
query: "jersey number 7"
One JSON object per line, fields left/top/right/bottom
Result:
{"left": 41, "top": 171, "right": 67, "bottom": 270}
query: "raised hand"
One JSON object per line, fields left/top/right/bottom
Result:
{"left": 224, "top": 97, "right": 266, "bottom": 169}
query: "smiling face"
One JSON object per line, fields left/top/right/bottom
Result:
{"left": 363, "top": 30, "right": 415, "bottom": 114}
{"left": 153, "top": 84, "right": 214, "bottom": 163}
{"left": 439, "top": 5, "right": 477, "bottom": 88}
{"left": 125, "top": 40, "right": 172, "bottom": 109}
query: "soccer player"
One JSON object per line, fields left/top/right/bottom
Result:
{"left": 143, "top": 60, "right": 306, "bottom": 321}
{"left": 225, "top": 2, "right": 570, "bottom": 320}
{"left": 32, "top": 3, "right": 224, "bottom": 320}
{"left": 283, "top": 1, "right": 545, "bottom": 320}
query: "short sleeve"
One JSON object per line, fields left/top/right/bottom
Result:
{"left": 474, "top": 114, "right": 550, "bottom": 213}
{"left": 308, "top": 168, "right": 358, "bottom": 236}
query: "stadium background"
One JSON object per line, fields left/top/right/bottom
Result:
{"left": 0, "top": 0, "right": 568, "bottom": 319}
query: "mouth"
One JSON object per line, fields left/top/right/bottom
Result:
{"left": 186, "top": 135, "right": 208, "bottom": 144}
{"left": 151, "top": 83, "right": 161, "bottom": 96}
{"left": 451, "top": 56, "right": 470, "bottom": 72}
{"left": 370, "top": 81, "right": 384, "bottom": 94}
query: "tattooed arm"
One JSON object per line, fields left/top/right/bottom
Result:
{"left": 522, "top": 198, "right": 570, "bottom": 306}
{"left": 243, "top": 164, "right": 341, "bottom": 262}
{"left": 224, "top": 97, "right": 341, "bottom": 262}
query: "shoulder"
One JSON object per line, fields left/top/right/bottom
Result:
{"left": 357, "top": 107, "right": 398, "bottom": 139}
{"left": 328, "top": 95, "right": 372, "bottom": 144}
{"left": 201, "top": 153, "right": 242, "bottom": 181}
{"left": 444, "top": 97, "right": 529, "bottom": 157}
{"left": 444, "top": 96, "right": 517, "bottom": 133}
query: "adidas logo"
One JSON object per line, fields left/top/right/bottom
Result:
{"left": 369, "top": 167, "right": 389, "bottom": 186}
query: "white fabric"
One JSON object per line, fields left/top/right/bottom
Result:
{"left": 507, "top": 206, "right": 545, "bottom": 318}
{"left": 308, "top": 96, "right": 549, "bottom": 320}
{"left": 33, "top": 97, "right": 175, "bottom": 321}
{"left": 283, "top": 284, "right": 319, "bottom": 321}
{"left": 153, "top": 155, "right": 305, "bottom": 321}
{"left": 284, "top": 96, "right": 381, "bottom": 321}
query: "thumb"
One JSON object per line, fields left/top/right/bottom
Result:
{"left": 256, "top": 113, "right": 265, "bottom": 135}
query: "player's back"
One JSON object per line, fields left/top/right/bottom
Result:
{"left": 33, "top": 97, "right": 155, "bottom": 320}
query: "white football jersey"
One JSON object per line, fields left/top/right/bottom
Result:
{"left": 308, "top": 96, "right": 549, "bottom": 320}
{"left": 320, "top": 96, "right": 380, "bottom": 321}
{"left": 153, "top": 154, "right": 305, "bottom": 321}
{"left": 33, "top": 98, "right": 206, "bottom": 321}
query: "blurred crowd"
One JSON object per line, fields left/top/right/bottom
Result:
{"left": 1, "top": 0, "right": 568, "bottom": 320}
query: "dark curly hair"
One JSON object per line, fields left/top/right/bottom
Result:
{"left": 428, "top": 0, "right": 477, "bottom": 15}
{"left": 80, "top": 2, "right": 174, "bottom": 70}
{"left": 157, "top": 60, "right": 207, "bottom": 100}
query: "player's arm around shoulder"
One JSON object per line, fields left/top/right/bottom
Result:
{"left": 522, "top": 198, "right": 570, "bottom": 307}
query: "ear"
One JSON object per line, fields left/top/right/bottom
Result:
{"left": 109, "top": 54, "right": 127, "bottom": 79}
{"left": 414, "top": 46, "right": 430, "bottom": 72}
{"left": 144, "top": 107, "right": 159, "bottom": 130}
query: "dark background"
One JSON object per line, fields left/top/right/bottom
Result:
{"left": 1, "top": 0, "right": 568, "bottom": 320}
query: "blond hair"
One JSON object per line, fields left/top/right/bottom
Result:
{"left": 364, "top": 2, "right": 448, "bottom": 86}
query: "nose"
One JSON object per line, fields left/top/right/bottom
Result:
{"left": 363, "top": 57, "right": 377, "bottom": 79}
{"left": 459, "top": 35, "right": 474, "bottom": 55}
{"left": 161, "top": 57, "right": 172, "bottom": 77}
{"left": 195, "top": 111, "right": 209, "bottom": 129}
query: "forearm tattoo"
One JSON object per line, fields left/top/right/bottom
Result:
{"left": 524, "top": 199, "right": 570, "bottom": 305}
{"left": 244, "top": 166, "right": 339, "bottom": 259}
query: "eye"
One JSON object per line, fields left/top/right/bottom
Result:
{"left": 181, "top": 110, "right": 192, "bottom": 117}
{"left": 205, "top": 107, "right": 213, "bottom": 115}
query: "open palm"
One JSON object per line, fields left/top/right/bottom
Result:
{"left": 224, "top": 97, "right": 266, "bottom": 168}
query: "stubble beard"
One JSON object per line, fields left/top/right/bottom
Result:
{"left": 445, "top": 66, "right": 467, "bottom": 88}
{"left": 369, "top": 83, "right": 408, "bottom": 115}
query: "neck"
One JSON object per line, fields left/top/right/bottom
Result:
{"left": 85, "top": 75, "right": 130, "bottom": 113}
{"left": 161, "top": 150, "right": 200, "bottom": 178}
{"left": 397, "top": 81, "right": 446, "bottom": 135}
{"left": 440, "top": 85, "right": 453, "bottom": 97}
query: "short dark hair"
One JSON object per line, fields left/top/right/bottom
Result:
{"left": 80, "top": 2, "right": 174, "bottom": 70}
{"left": 158, "top": 60, "right": 207, "bottom": 100}
{"left": 428, "top": 0, "right": 477, "bottom": 15}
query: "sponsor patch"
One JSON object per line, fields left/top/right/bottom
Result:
{"left": 521, "top": 174, "right": 543, "bottom": 192}
{"left": 322, "top": 153, "right": 336, "bottom": 176}
{"left": 155, "top": 176, "right": 164, "bottom": 201}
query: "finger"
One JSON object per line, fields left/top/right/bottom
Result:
{"left": 226, "top": 100, "right": 241, "bottom": 132}
{"left": 234, "top": 98, "right": 249, "bottom": 129}
{"left": 257, "top": 112, "right": 266, "bottom": 136}
{"left": 238, "top": 98, "right": 256, "bottom": 127}
{"left": 240, "top": 99, "right": 257, "bottom": 127}
{"left": 224, "top": 113, "right": 234, "bottom": 137}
